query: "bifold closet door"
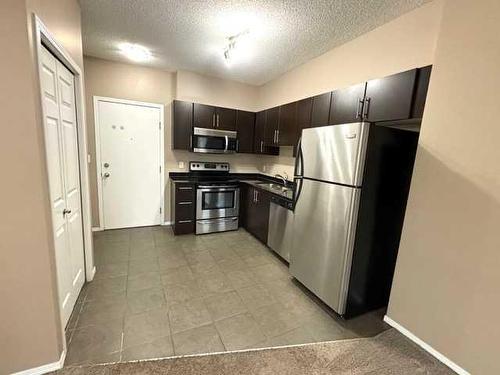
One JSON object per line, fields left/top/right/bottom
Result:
{"left": 39, "top": 46, "right": 85, "bottom": 328}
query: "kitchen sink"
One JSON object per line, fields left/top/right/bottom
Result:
{"left": 257, "top": 182, "right": 290, "bottom": 193}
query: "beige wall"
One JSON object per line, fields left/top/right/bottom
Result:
{"left": 0, "top": 0, "right": 83, "bottom": 373}
{"left": 387, "top": 1, "right": 500, "bottom": 374}
{"left": 176, "top": 70, "right": 260, "bottom": 112}
{"left": 84, "top": 58, "right": 264, "bottom": 227}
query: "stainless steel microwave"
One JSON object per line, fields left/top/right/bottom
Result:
{"left": 191, "top": 127, "right": 238, "bottom": 153}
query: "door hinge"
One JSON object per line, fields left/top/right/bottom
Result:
{"left": 159, "top": 122, "right": 161, "bottom": 130}
{"left": 159, "top": 166, "right": 162, "bottom": 173}
{"left": 160, "top": 207, "right": 162, "bottom": 214}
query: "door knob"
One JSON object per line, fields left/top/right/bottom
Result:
{"left": 62, "top": 208, "right": 72, "bottom": 216}
{"left": 103, "top": 172, "right": 110, "bottom": 178}
{"left": 103, "top": 163, "right": 110, "bottom": 168}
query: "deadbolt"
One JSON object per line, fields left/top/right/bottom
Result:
{"left": 103, "top": 172, "right": 110, "bottom": 178}
{"left": 104, "top": 163, "right": 110, "bottom": 168}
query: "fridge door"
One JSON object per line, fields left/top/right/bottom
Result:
{"left": 290, "top": 178, "right": 361, "bottom": 315}
{"left": 301, "top": 123, "right": 370, "bottom": 186}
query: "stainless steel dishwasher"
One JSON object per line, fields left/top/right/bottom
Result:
{"left": 267, "top": 195, "right": 294, "bottom": 262}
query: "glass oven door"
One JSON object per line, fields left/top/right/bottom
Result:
{"left": 196, "top": 187, "right": 240, "bottom": 220}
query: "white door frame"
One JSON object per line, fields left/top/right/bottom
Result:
{"left": 93, "top": 96, "right": 165, "bottom": 230}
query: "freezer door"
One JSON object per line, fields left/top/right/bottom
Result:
{"left": 290, "top": 178, "right": 360, "bottom": 315}
{"left": 301, "top": 123, "right": 370, "bottom": 186}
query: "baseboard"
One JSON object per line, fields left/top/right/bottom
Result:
{"left": 91, "top": 226, "right": 103, "bottom": 232}
{"left": 383, "top": 315, "right": 469, "bottom": 375}
{"left": 12, "top": 349, "right": 66, "bottom": 375}
{"left": 87, "top": 265, "right": 96, "bottom": 282}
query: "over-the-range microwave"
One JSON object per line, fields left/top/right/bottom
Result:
{"left": 191, "top": 127, "right": 238, "bottom": 153}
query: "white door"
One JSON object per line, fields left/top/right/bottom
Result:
{"left": 39, "top": 46, "right": 85, "bottom": 328}
{"left": 96, "top": 100, "right": 163, "bottom": 229}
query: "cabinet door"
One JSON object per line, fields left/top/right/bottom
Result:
{"left": 236, "top": 110, "right": 255, "bottom": 153}
{"left": 254, "top": 189, "right": 271, "bottom": 243}
{"left": 246, "top": 187, "right": 259, "bottom": 236}
{"left": 411, "top": 65, "right": 432, "bottom": 119}
{"left": 278, "top": 101, "right": 297, "bottom": 146}
{"left": 173, "top": 100, "right": 193, "bottom": 150}
{"left": 364, "top": 69, "right": 417, "bottom": 122}
{"left": 254, "top": 110, "right": 266, "bottom": 153}
{"left": 310, "top": 92, "right": 332, "bottom": 128}
{"left": 193, "top": 103, "right": 215, "bottom": 129}
{"left": 239, "top": 184, "right": 249, "bottom": 228}
{"left": 216, "top": 107, "right": 237, "bottom": 131}
{"left": 329, "top": 83, "right": 366, "bottom": 125}
{"left": 264, "top": 107, "right": 280, "bottom": 146}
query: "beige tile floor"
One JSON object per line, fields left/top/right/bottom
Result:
{"left": 65, "top": 226, "right": 389, "bottom": 365}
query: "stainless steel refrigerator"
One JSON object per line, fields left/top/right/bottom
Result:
{"left": 290, "top": 122, "right": 418, "bottom": 318}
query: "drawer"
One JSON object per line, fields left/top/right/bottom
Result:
{"left": 175, "top": 201, "right": 195, "bottom": 220}
{"left": 175, "top": 184, "right": 195, "bottom": 201}
{"left": 173, "top": 220, "right": 194, "bottom": 235}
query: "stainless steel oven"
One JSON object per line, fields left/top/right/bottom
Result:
{"left": 190, "top": 161, "right": 240, "bottom": 234}
{"left": 192, "top": 127, "right": 238, "bottom": 154}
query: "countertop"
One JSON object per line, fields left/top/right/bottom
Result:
{"left": 169, "top": 172, "right": 294, "bottom": 200}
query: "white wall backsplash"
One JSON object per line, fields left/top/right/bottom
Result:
{"left": 258, "top": 146, "right": 296, "bottom": 181}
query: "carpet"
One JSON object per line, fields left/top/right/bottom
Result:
{"left": 53, "top": 328, "right": 454, "bottom": 374}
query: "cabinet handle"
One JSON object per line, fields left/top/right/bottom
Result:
{"left": 276, "top": 130, "right": 280, "bottom": 144}
{"left": 212, "top": 113, "right": 216, "bottom": 128}
{"left": 178, "top": 220, "right": 192, "bottom": 224}
{"left": 273, "top": 130, "right": 277, "bottom": 144}
{"left": 363, "top": 97, "right": 371, "bottom": 119}
{"left": 217, "top": 114, "right": 220, "bottom": 128}
{"left": 255, "top": 190, "right": 259, "bottom": 202}
{"left": 356, "top": 98, "right": 363, "bottom": 119}
{"left": 260, "top": 140, "right": 263, "bottom": 153}
{"left": 178, "top": 201, "right": 192, "bottom": 205}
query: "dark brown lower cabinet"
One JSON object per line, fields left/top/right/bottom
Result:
{"left": 242, "top": 185, "right": 271, "bottom": 243}
{"left": 171, "top": 181, "right": 195, "bottom": 235}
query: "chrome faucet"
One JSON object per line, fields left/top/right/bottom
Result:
{"left": 275, "top": 172, "right": 288, "bottom": 186}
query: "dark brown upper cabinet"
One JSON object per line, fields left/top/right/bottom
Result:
{"left": 193, "top": 103, "right": 215, "bottom": 129}
{"left": 235, "top": 110, "right": 255, "bottom": 153}
{"left": 278, "top": 101, "right": 297, "bottom": 146}
{"left": 329, "top": 83, "right": 366, "bottom": 125}
{"left": 264, "top": 107, "right": 280, "bottom": 146}
{"left": 216, "top": 107, "right": 237, "bottom": 130}
{"left": 193, "top": 103, "right": 236, "bottom": 130}
{"left": 254, "top": 110, "right": 279, "bottom": 155}
{"left": 411, "top": 65, "right": 432, "bottom": 119}
{"left": 296, "top": 97, "right": 313, "bottom": 135}
{"left": 363, "top": 69, "right": 417, "bottom": 122}
{"left": 310, "top": 92, "right": 332, "bottom": 128}
{"left": 173, "top": 100, "right": 193, "bottom": 150}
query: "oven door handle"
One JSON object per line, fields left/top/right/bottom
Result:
{"left": 199, "top": 217, "right": 238, "bottom": 224}
{"left": 197, "top": 186, "right": 239, "bottom": 190}
{"left": 224, "top": 135, "right": 229, "bottom": 152}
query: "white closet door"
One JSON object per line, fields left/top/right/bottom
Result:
{"left": 97, "top": 100, "right": 162, "bottom": 229}
{"left": 39, "top": 46, "right": 85, "bottom": 328}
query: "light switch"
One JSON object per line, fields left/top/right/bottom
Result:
{"left": 178, "top": 161, "right": 185, "bottom": 169}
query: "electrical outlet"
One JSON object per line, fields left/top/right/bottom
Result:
{"left": 178, "top": 161, "right": 185, "bottom": 169}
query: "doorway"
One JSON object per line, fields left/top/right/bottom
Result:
{"left": 94, "top": 97, "right": 164, "bottom": 230}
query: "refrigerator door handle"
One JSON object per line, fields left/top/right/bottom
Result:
{"left": 293, "top": 177, "right": 304, "bottom": 208}
{"left": 293, "top": 137, "right": 303, "bottom": 177}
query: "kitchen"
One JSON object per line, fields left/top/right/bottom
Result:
{"left": 6, "top": 0, "right": 496, "bottom": 374}
{"left": 71, "top": 52, "right": 432, "bottom": 365}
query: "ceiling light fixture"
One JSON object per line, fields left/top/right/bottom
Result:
{"left": 223, "top": 30, "right": 250, "bottom": 66}
{"left": 119, "top": 43, "right": 152, "bottom": 62}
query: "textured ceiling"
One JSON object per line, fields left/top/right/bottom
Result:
{"left": 81, "top": 0, "right": 430, "bottom": 85}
